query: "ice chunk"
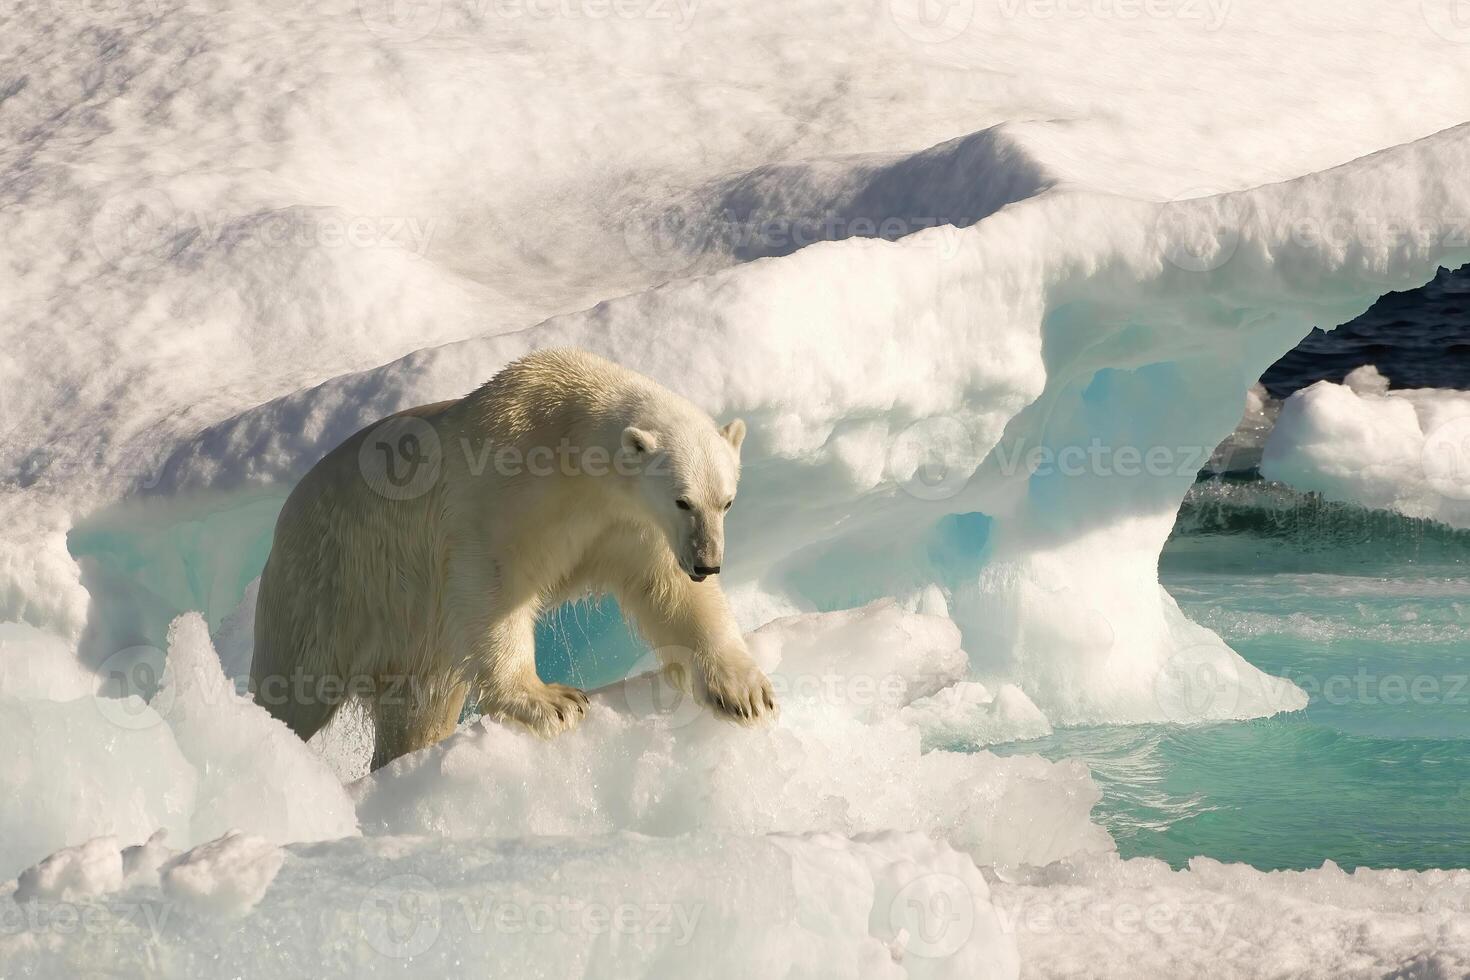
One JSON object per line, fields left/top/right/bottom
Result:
{"left": 1343, "top": 364, "right": 1391, "bottom": 396}
{"left": 901, "top": 683, "right": 1052, "bottom": 751}
{"left": 155, "top": 613, "right": 360, "bottom": 846}
{"left": 0, "top": 693, "right": 195, "bottom": 882}
{"left": 0, "top": 622, "right": 99, "bottom": 702}
{"left": 0, "top": 614, "right": 356, "bottom": 882}
{"left": 749, "top": 599, "right": 970, "bottom": 723}
{"left": 161, "top": 831, "right": 284, "bottom": 918}
{"left": 354, "top": 603, "right": 1113, "bottom": 870}
{"left": 122, "top": 830, "right": 175, "bottom": 890}
{"left": 13, "top": 836, "right": 124, "bottom": 903}
{"left": 1262, "top": 372, "right": 1470, "bottom": 529}
{"left": 11, "top": 830, "right": 176, "bottom": 903}
{"left": 209, "top": 577, "right": 260, "bottom": 686}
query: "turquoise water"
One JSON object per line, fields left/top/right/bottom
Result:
{"left": 992, "top": 479, "right": 1470, "bottom": 871}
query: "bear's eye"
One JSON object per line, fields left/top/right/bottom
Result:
{"left": 675, "top": 498, "right": 692, "bottom": 510}
{"left": 723, "top": 500, "right": 733, "bottom": 511}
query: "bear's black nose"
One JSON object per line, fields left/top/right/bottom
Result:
{"left": 693, "top": 565, "right": 720, "bottom": 576}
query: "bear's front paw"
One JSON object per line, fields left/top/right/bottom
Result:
{"left": 696, "top": 656, "right": 777, "bottom": 724}
{"left": 485, "top": 682, "right": 590, "bottom": 738}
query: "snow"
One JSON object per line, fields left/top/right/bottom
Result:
{"left": 8, "top": 830, "right": 1469, "bottom": 978}
{"left": 13, "top": 837, "right": 125, "bottom": 905}
{"left": 160, "top": 831, "right": 285, "bottom": 918}
{"left": 1262, "top": 370, "right": 1470, "bottom": 529}
{"left": 1, "top": 831, "right": 1021, "bottom": 979}
{"left": 993, "top": 854, "right": 1470, "bottom": 978}
{"left": 1, "top": 600, "right": 1466, "bottom": 973}
{"left": 4, "top": 0, "right": 1470, "bottom": 972}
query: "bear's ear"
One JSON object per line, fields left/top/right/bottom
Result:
{"left": 719, "top": 418, "right": 746, "bottom": 453}
{"left": 621, "top": 426, "right": 658, "bottom": 455}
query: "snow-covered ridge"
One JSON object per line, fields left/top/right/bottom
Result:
{"left": 8, "top": 0, "right": 1470, "bottom": 636}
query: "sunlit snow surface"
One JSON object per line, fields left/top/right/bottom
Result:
{"left": 6, "top": 0, "right": 1470, "bottom": 974}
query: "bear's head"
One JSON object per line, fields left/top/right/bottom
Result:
{"left": 619, "top": 416, "right": 746, "bottom": 582}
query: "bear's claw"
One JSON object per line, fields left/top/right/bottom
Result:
{"left": 487, "top": 682, "right": 590, "bottom": 738}
{"left": 698, "top": 657, "right": 777, "bottom": 725}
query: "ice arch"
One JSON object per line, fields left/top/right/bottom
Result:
{"left": 88, "top": 122, "right": 1468, "bottom": 728}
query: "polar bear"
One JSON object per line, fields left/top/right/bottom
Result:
{"left": 249, "top": 347, "right": 775, "bottom": 769}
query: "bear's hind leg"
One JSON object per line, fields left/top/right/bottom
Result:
{"left": 368, "top": 678, "right": 469, "bottom": 770}
{"left": 249, "top": 645, "right": 343, "bottom": 743}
